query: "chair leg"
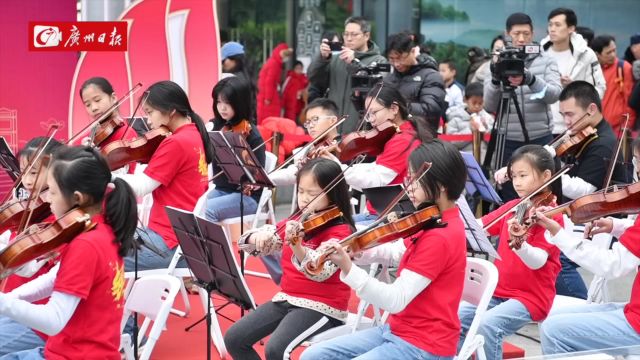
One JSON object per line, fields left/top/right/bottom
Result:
{"left": 169, "top": 281, "right": 191, "bottom": 317}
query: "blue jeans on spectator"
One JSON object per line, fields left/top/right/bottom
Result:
{"left": 205, "top": 189, "right": 258, "bottom": 222}
{"left": 0, "top": 317, "right": 45, "bottom": 356}
{"left": 555, "top": 253, "right": 588, "bottom": 299}
{"left": 124, "top": 227, "right": 186, "bottom": 272}
{"left": 0, "top": 347, "right": 45, "bottom": 360}
{"left": 353, "top": 212, "right": 377, "bottom": 226}
{"left": 300, "top": 324, "right": 451, "bottom": 360}
{"left": 499, "top": 134, "right": 554, "bottom": 202}
{"left": 541, "top": 303, "right": 640, "bottom": 355}
{"left": 458, "top": 297, "right": 532, "bottom": 360}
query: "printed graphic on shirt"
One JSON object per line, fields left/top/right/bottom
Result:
{"left": 197, "top": 147, "right": 208, "bottom": 177}
{"left": 111, "top": 261, "right": 125, "bottom": 306}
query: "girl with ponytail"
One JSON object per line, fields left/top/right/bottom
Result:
{"left": 0, "top": 146, "right": 137, "bottom": 359}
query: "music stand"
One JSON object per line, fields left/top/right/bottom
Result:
{"left": 461, "top": 151, "right": 502, "bottom": 205}
{"left": 166, "top": 206, "right": 256, "bottom": 360}
{"left": 363, "top": 185, "right": 415, "bottom": 215}
{"left": 208, "top": 131, "right": 274, "bottom": 275}
{"left": 0, "top": 137, "right": 19, "bottom": 181}
{"left": 456, "top": 196, "right": 500, "bottom": 260}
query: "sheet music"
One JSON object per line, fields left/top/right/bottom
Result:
{"left": 456, "top": 196, "right": 500, "bottom": 260}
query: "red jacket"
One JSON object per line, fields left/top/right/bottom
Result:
{"left": 257, "top": 43, "right": 289, "bottom": 123}
{"left": 602, "top": 60, "right": 636, "bottom": 133}
{"left": 281, "top": 70, "right": 309, "bottom": 123}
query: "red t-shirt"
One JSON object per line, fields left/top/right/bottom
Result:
{"left": 45, "top": 215, "right": 125, "bottom": 360}
{"left": 366, "top": 121, "right": 419, "bottom": 214}
{"left": 619, "top": 216, "right": 640, "bottom": 334}
{"left": 277, "top": 217, "right": 352, "bottom": 311}
{"left": 388, "top": 207, "right": 467, "bottom": 356}
{"left": 144, "top": 123, "right": 208, "bottom": 248}
{"left": 481, "top": 199, "right": 562, "bottom": 321}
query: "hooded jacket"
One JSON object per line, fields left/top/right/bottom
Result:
{"left": 383, "top": 54, "right": 446, "bottom": 133}
{"left": 308, "top": 41, "right": 387, "bottom": 134}
{"left": 541, "top": 33, "right": 607, "bottom": 133}
{"left": 483, "top": 49, "right": 563, "bottom": 142}
{"left": 257, "top": 43, "right": 290, "bottom": 123}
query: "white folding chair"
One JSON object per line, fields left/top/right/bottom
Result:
{"left": 120, "top": 275, "right": 181, "bottom": 360}
{"left": 456, "top": 257, "right": 499, "bottom": 360}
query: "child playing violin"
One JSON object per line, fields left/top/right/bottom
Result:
{"left": 301, "top": 139, "right": 468, "bottom": 360}
{"left": 223, "top": 158, "right": 354, "bottom": 360}
{"left": 321, "top": 84, "right": 431, "bottom": 224}
{"left": 459, "top": 144, "right": 563, "bottom": 360}
{"left": 534, "top": 211, "right": 640, "bottom": 354}
{"left": 269, "top": 98, "right": 341, "bottom": 186}
{"left": 0, "top": 146, "right": 138, "bottom": 359}
{"left": 205, "top": 76, "right": 266, "bottom": 222}
{"left": 77, "top": 77, "right": 140, "bottom": 173}
{"left": 0, "top": 137, "right": 62, "bottom": 356}
{"left": 115, "top": 80, "right": 214, "bottom": 271}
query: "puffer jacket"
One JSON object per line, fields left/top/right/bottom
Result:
{"left": 383, "top": 54, "right": 446, "bottom": 133}
{"left": 308, "top": 41, "right": 386, "bottom": 134}
{"left": 257, "top": 43, "right": 289, "bottom": 123}
{"left": 483, "top": 49, "right": 562, "bottom": 142}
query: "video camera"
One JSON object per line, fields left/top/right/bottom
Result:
{"left": 351, "top": 61, "right": 391, "bottom": 113}
{"left": 494, "top": 41, "right": 540, "bottom": 86}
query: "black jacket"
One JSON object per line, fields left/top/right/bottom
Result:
{"left": 383, "top": 54, "right": 446, "bottom": 133}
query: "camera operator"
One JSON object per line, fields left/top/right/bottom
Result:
{"left": 308, "top": 16, "right": 386, "bottom": 134}
{"left": 484, "top": 13, "right": 562, "bottom": 169}
{"left": 383, "top": 31, "right": 446, "bottom": 135}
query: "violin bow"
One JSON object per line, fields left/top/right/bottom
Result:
{"left": 354, "top": 81, "right": 384, "bottom": 133}
{"left": 17, "top": 155, "right": 51, "bottom": 234}
{"left": 548, "top": 112, "right": 590, "bottom": 148}
{"left": 106, "top": 88, "right": 149, "bottom": 144}
{"left": 1, "top": 126, "right": 59, "bottom": 205}
{"left": 482, "top": 164, "right": 573, "bottom": 232}
{"left": 68, "top": 82, "right": 143, "bottom": 144}
{"left": 602, "top": 113, "right": 630, "bottom": 191}
{"left": 270, "top": 116, "right": 347, "bottom": 174}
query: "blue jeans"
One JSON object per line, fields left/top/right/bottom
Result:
{"left": 555, "top": 253, "right": 588, "bottom": 299}
{"left": 458, "top": 297, "right": 532, "bottom": 360}
{"left": 353, "top": 212, "right": 377, "bottom": 226}
{"left": 205, "top": 189, "right": 258, "bottom": 222}
{"left": 0, "top": 317, "right": 45, "bottom": 356}
{"left": 541, "top": 303, "right": 640, "bottom": 354}
{"left": 124, "top": 227, "right": 186, "bottom": 272}
{"left": 300, "top": 324, "right": 452, "bottom": 360}
{"left": 0, "top": 347, "right": 44, "bottom": 360}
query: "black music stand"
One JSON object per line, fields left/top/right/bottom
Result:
{"left": 208, "top": 131, "right": 274, "bottom": 275}
{"left": 166, "top": 206, "right": 256, "bottom": 360}
{"left": 456, "top": 196, "right": 500, "bottom": 260}
{"left": 363, "top": 185, "right": 415, "bottom": 216}
{"left": 0, "top": 137, "right": 19, "bottom": 181}
{"left": 461, "top": 151, "right": 502, "bottom": 205}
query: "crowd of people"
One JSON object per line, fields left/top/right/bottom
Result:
{"left": 0, "top": 7, "right": 639, "bottom": 360}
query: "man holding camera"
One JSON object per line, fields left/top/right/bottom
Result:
{"left": 484, "top": 13, "right": 563, "bottom": 172}
{"left": 308, "top": 16, "right": 386, "bottom": 134}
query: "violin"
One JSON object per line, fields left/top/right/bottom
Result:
{"left": 508, "top": 191, "right": 556, "bottom": 250}
{"left": 0, "top": 191, "right": 50, "bottom": 234}
{"left": 538, "top": 181, "right": 640, "bottom": 225}
{"left": 224, "top": 119, "right": 252, "bottom": 137}
{"left": 304, "top": 205, "right": 442, "bottom": 275}
{"left": 102, "top": 126, "right": 171, "bottom": 171}
{"left": 287, "top": 206, "right": 343, "bottom": 246}
{"left": 329, "top": 121, "right": 399, "bottom": 162}
{"left": 91, "top": 116, "right": 125, "bottom": 147}
{"left": 0, "top": 208, "right": 96, "bottom": 279}
{"left": 551, "top": 126, "right": 597, "bottom": 158}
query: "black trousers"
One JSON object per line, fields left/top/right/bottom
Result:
{"left": 224, "top": 300, "right": 343, "bottom": 360}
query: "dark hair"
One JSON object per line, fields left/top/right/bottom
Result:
{"left": 293, "top": 60, "right": 304, "bottom": 68}
{"left": 345, "top": 16, "right": 371, "bottom": 33}
{"left": 366, "top": 83, "right": 434, "bottom": 142}
{"left": 576, "top": 26, "right": 594, "bottom": 46}
{"left": 440, "top": 60, "right": 456, "bottom": 72}
{"left": 464, "top": 82, "right": 484, "bottom": 99}
{"left": 559, "top": 80, "right": 602, "bottom": 112}
{"left": 295, "top": 158, "right": 355, "bottom": 230}
{"left": 507, "top": 144, "right": 562, "bottom": 200}
{"left": 322, "top": 30, "right": 342, "bottom": 43}
{"left": 212, "top": 76, "right": 254, "bottom": 127}
{"left": 145, "top": 80, "right": 214, "bottom": 164}
{"left": 408, "top": 139, "right": 467, "bottom": 201}
{"left": 506, "top": 12, "right": 533, "bottom": 32}
{"left": 491, "top": 34, "right": 505, "bottom": 51}
{"left": 548, "top": 8, "right": 578, "bottom": 28}
{"left": 304, "top": 98, "right": 339, "bottom": 117}
{"left": 591, "top": 35, "right": 615, "bottom": 54}
{"left": 18, "top": 137, "right": 64, "bottom": 163}
{"left": 79, "top": 77, "right": 114, "bottom": 98}
{"left": 50, "top": 146, "right": 137, "bottom": 257}
{"left": 385, "top": 31, "right": 416, "bottom": 56}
